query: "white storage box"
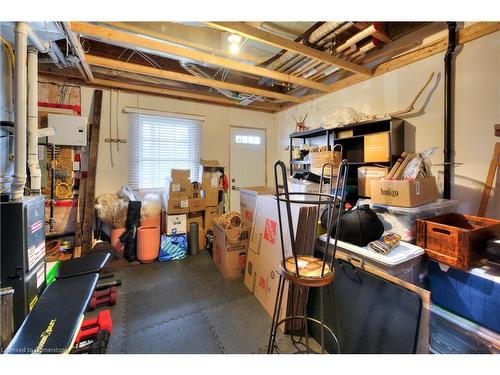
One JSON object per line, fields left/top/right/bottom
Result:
{"left": 357, "top": 198, "right": 459, "bottom": 243}
{"left": 288, "top": 177, "right": 332, "bottom": 196}
{"left": 319, "top": 235, "right": 425, "bottom": 284}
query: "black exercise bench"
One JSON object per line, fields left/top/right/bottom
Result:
{"left": 4, "top": 252, "right": 110, "bottom": 354}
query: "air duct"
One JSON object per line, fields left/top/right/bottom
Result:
{"left": 27, "top": 47, "right": 41, "bottom": 193}
{"left": 11, "top": 22, "right": 29, "bottom": 200}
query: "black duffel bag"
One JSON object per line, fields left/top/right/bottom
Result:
{"left": 321, "top": 204, "right": 384, "bottom": 247}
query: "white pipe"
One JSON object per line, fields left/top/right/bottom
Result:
{"left": 27, "top": 47, "right": 41, "bottom": 193}
{"left": 27, "top": 27, "right": 61, "bottom": 68}
{"left": 11, "top": 22, "right": 29, "bottom": 200}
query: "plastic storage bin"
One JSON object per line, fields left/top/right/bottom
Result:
{"left": 430, "top": 304, "right": 500, "bottom": 354}
{"left": 319, "top": 235, "right": 425, "bottom": 284}
{"left": 358, "top": 198, "right": 459, "bottom": 243}
{"left": 427, "top": 260, "right": 500, "bottom": 333}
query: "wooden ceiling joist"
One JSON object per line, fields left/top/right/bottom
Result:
{"left": 85, "top": 54, "right": 306, "bottom": 103}
{"left": 206, "top": 22, "right": 373, "bottom": 77}
{"left": 91, "top": 79, "right": 280, "bottom": 112}
{"left": 70, "top": 22, "right": 334, "bottom": 93}
{"left": 288, "top": 22, "right": 500, "bottom": 109}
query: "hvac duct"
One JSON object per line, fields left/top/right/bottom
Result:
{"left": 27, "top": 47, "right": 41, "bottom": 192}
{"left": 309, "top": 22, "right": 343, "bottom": 44}
{"left": 11, "top": 22, "right": 29, "bottom": 200}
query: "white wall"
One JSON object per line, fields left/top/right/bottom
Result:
{"left": 79, "top": 89, "right": 274, "bottom": 197}
{"left": 274, "top": 31, "right": 500, "bottom": 218}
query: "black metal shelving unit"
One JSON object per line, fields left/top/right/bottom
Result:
{"left": 289, "top": 117, "right": 405, "bottom": 185}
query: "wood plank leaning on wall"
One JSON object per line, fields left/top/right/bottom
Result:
{"left": 74, "top": 90, "right": 103, "bottom": 256}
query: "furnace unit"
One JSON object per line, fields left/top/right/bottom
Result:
{"left": 1, "top": 195, "right": 46, "bottom": 330}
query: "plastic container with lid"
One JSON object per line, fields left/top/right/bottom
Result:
{"left": 357, "top": 198, "right": 459, "bottom": 243}
{"left": 318, "top": 235, "right": 425, "bottom": 284}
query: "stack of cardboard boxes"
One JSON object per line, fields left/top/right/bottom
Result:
{"left": 161, "top": 162, "right": 226, "bottom": 253}
{"left": 162, "top": 169, "right": 191, "bottom": 238}
{"left": 200, "top": 160, "right": 223, "bottom": 232}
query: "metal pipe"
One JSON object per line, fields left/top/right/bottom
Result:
{"left": 443, "top": 22, "right": 457, "bottom": 199}
{"left": 27, "top": 47, "right": 41, "bottom": 193}
{"left": 61, "top": 22, "right": 94, "bottom": 81}
{"left": 11, "top": 22, "right": 29, "bottom": 201}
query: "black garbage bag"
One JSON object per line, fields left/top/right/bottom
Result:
{"left": 119, "top": 200, "right": 142, "bottom": 262}
{"left": 321, "top": 204, "right": 384, "bottom": 247}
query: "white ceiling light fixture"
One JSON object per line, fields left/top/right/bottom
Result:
{"left": 228, "top": 33, "right": 242, "bottom": 55}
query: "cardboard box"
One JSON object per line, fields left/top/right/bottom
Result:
{"left": 364, "top": 132, "right": 390, "bottom": 163}
{"left": 240, "top": 187, "right": 275, "bottom": 227}
{"left": 213, "top": 221, "right": 250, "bottom": 279}
{"left": 245, "top": 250, "right": 288, "bottom": 329}
{"left": 204, "top": 189, "right": 220, "bottom": 207}
{"left": 161, "top": 212, "right": 187, "bottom": 235}
{"left": 204, "top": 206, "right": 221, "bottom": 230}
{"left": 166, "top": 196, "right": 189, "bottom": 214}
{"left": 171, "top": 169, "right": 190, "bottom": 179}
{"left": 189, "top": 196, "right": 206, "bottom": 212}
{"left": 370, "top": 177, "right": 439, "bottom": 207}
{"left": 357, "top": 166, "right": 390, "bottom": 197}
{"left": 249, "top": 196, "right": 311, "bottom": 268}
{"left": 202, "top": 171, "right": 223, "bottom": 191}
{"left": 166, "top": 178, "right": 192, "bottom": 197}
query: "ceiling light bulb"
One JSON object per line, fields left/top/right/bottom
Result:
{"left": 228, "top": 34, "right": 242, "bottom": 44}
{"left": 229, "top": 43, "right": 240, "bottom": 55}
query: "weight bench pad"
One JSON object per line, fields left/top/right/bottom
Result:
{"left": 5, "top": 273, "right": 99, "bottom": 354}
{"left": 56, "top": 252, "right": 110, "bottom": 279}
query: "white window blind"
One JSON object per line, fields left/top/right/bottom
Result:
{"left": 128, "top": 112, "right": 202, "bottom": 189}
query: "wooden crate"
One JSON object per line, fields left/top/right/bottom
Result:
{"left": 416, "top": 214, "right": 500, "bottom": 271}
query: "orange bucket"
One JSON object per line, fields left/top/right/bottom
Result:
{"left": 140, "top": 214, "right": 161, "bottom": 228}
{"left": 137, "top": 225, "right": 160, "bottom": 263}
{"left": 111, "top": 227, "right": 126, "bottom": 255}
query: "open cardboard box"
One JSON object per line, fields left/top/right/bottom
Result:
{"left": 370, "top": 177, "right": 439, "bottom": 207}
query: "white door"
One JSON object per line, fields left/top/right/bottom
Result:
{"left": 230, "top": 127, "right": 266, "bottom": 211}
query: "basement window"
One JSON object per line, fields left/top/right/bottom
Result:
{"left": 128, "top": 112, "right": 202, "bottom": 190}
{"left": 235, "top": 135, "right": 261, "bottom": 145}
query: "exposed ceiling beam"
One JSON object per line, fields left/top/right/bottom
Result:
{"left": 103, "top": 22, "right": 264, "bottom": 64}
{"left": 70, "top": 22, "right": 333, "bottom": 93}
{"left": 206, "top": 22, "right": 373, "bottom": 77}
{"left": 91, "top": 79, "right": 280, "bottom": 112}
{"left": 39, "top": 72, "right": 279, "bottom": 112}
{"left": 282, "top": 22, "right": 500, "bottom": 110}
{"left": 85, "top": 54, "right": 305, "bottom": 103}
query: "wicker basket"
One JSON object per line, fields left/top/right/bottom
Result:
{"left": 309, "top": 144, "right": 342, "bottom": 176}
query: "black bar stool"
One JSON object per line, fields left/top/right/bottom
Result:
{"left": 267, "top": 159, "right": 349, "bottom": 354}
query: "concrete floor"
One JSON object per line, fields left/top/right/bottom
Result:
{"left": 100, "top": 250, "right": 314, "bottom": 354}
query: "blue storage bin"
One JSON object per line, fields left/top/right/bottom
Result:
{"left": 427, "top": 260, "right": 500, "bottom": 333}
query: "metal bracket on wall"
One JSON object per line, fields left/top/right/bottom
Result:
{"left": 104, "top": 138, "right": 127, "bottom": 143}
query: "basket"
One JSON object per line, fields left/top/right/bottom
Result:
{"left": 309, "top": 144, "right": 342, "bottom": 176}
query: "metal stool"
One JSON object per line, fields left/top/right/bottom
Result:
{"left": 267, "top": 160, "right": 349, "bottom": 354}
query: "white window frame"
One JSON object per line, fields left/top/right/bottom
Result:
{"left": 126, "top": 108, "right": 203, "bottom": 190}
